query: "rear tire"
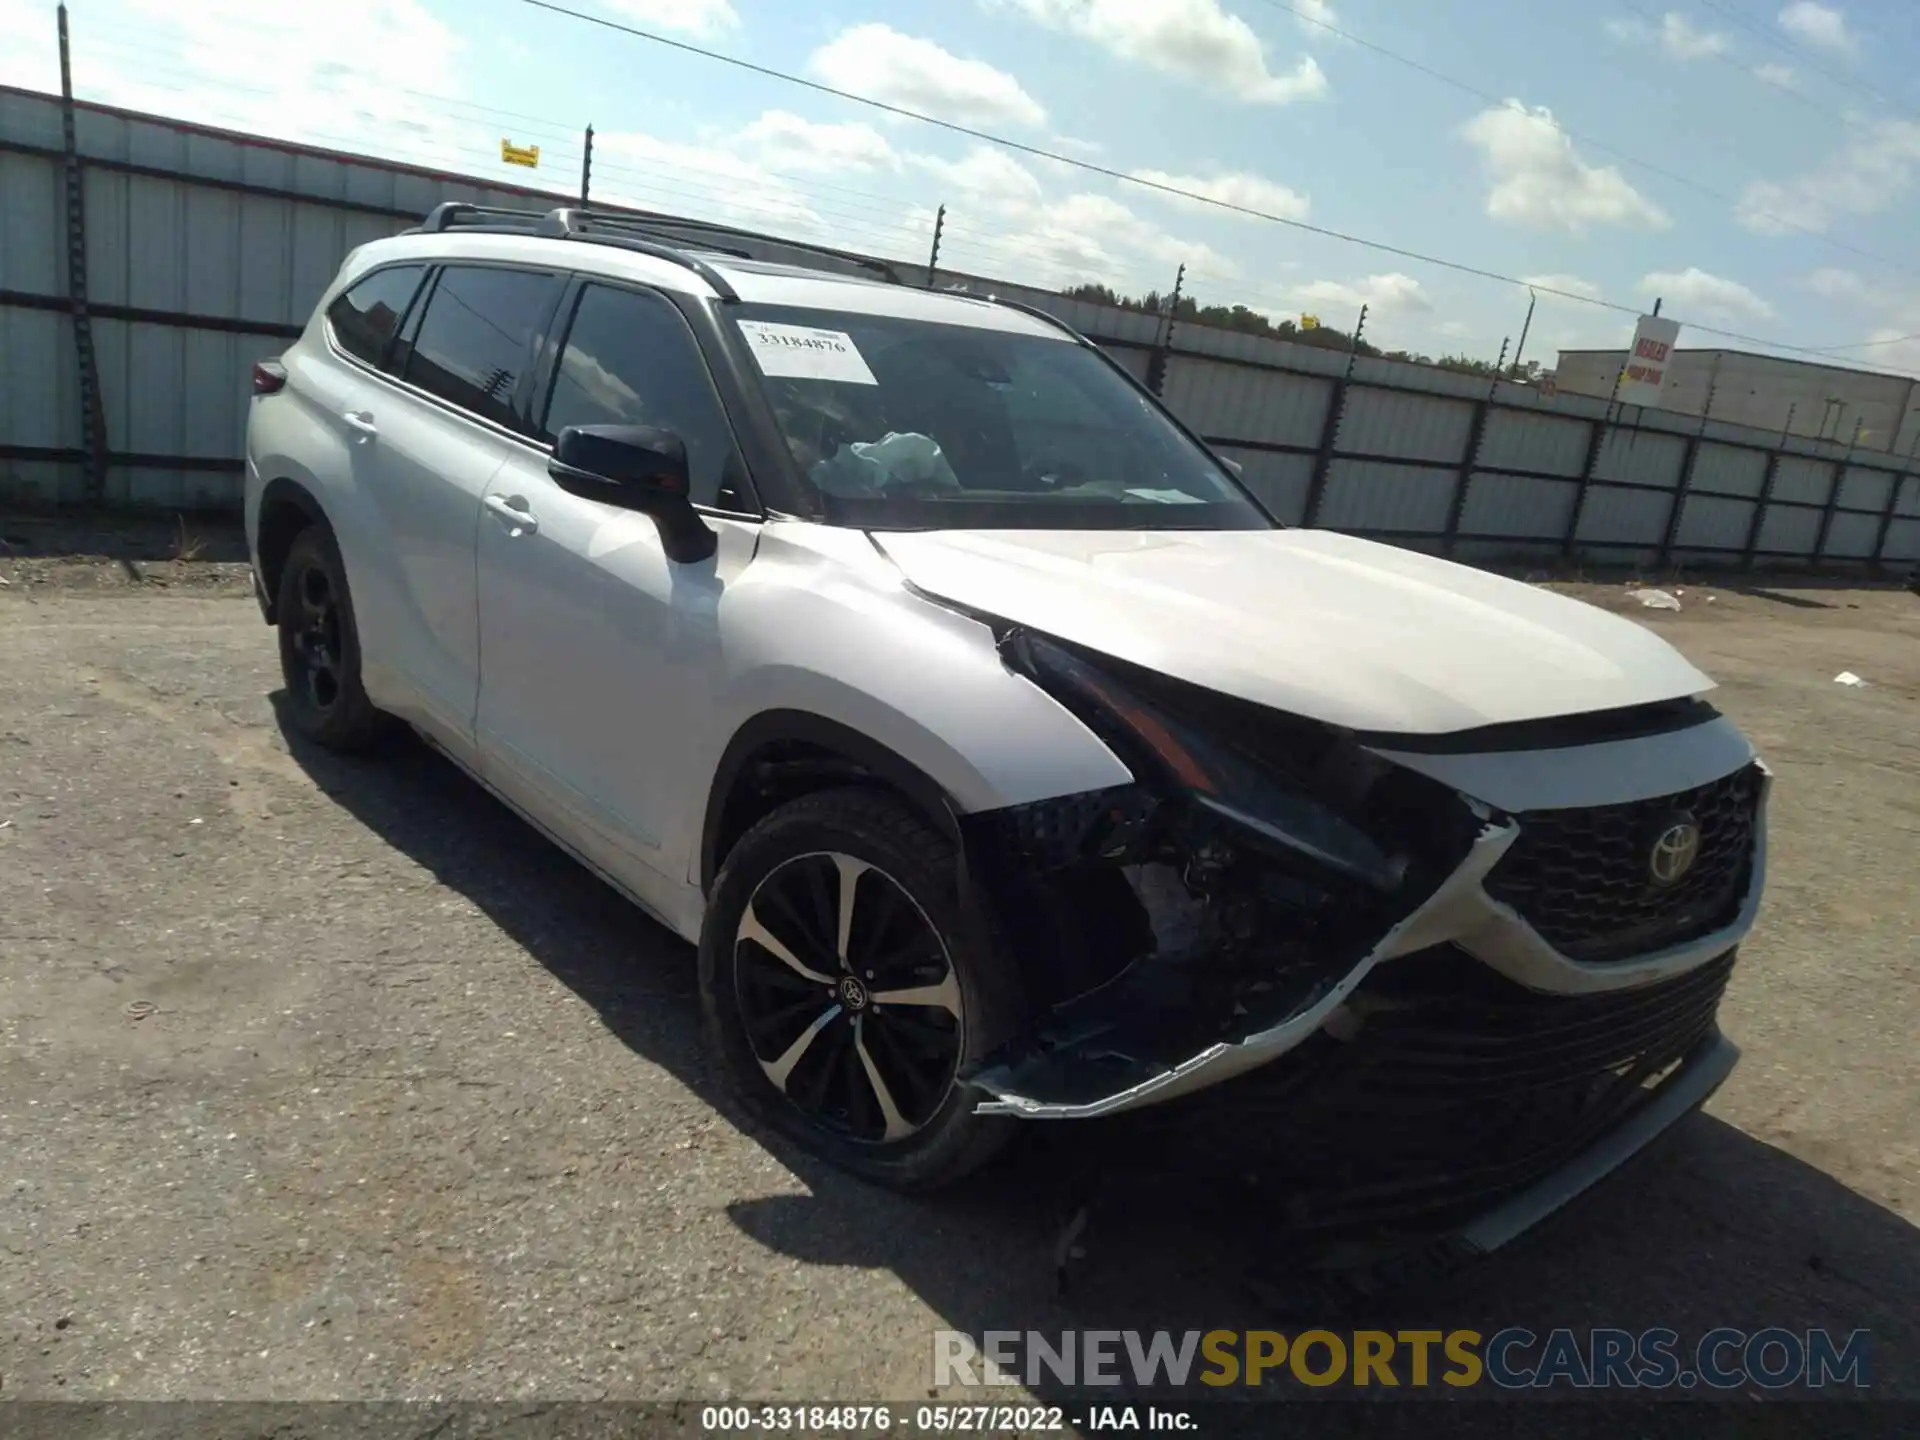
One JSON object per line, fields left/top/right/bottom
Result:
{"left": 275, "top": 524, "right": 390, "bottom": 752}
{"left": 699, "top": 788, "right": 1024, "bottom": 1191}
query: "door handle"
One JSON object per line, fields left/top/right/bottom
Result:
{"left": 342, "top": 409, "right": 378, "bottom": 438}
{"left": 484, "top": 493, "right": 539, "bottom": 536}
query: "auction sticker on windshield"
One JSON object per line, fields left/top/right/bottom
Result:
{"left": 738, "top": 321, "right": 878, "bottom": 385}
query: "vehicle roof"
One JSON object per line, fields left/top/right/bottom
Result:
{"left": 343, "top": 229, "right": 1070, "bottom": 338}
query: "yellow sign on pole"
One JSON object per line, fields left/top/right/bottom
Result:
{"left": 1300, "top": 314, "right": 1321, "bottom": 330}
{"left": 500, "top": 140, "right": 541, "bottom": 168}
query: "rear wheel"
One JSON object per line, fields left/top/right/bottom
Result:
{"left": 276, "top": 524, "right": 389, "bottom": 751}
{"left": 700, "top": 788, "right": 1023, "bottom": 1190}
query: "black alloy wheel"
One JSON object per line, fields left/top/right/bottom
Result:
{"left": 699, "top": 788, "right": 1022, "bottom": 1190}
{"left": 289, "top": 555, "right": 345, "bottom": 713}
{"left": 275, "top": 524, "right": 389, "bottom": 751}
{"left": 734, "top": 850, "right": 963, "bottom": 1143}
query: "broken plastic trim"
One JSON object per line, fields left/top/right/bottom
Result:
{"left": 1004, "top": 630, "right": 1405, "bottom": 893}
{"left": 970, "top": 815, "right": 1522, "bottom": 1119}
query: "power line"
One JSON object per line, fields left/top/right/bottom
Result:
{"left": 514, "top": 0, "right": 1920, "bottom": 371}
{"left": 1248, "top": 0, "right": 1916, "bottom": 279}
{"left": 1613, "top": 0, "right": 1868, "bottom": 129}
{"left": 1686, "top": 0, "right": 1913, "bottom": 119}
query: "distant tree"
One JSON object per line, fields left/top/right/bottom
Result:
{"left": 1060, "top": 282, "right": 1380, "bottom": 356}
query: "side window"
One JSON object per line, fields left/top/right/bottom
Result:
{"left": 541, "top": 284, "right": 747, "bottom": 509}
{"left": 402, "top": 266, "right": 561, "bottom": 429}
{"left": 325, "top": 265, "right": 425, "bottom": 368}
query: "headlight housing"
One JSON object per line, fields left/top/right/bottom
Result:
{"left": 1005, "top": 631, "right": 1408, "bottom": 893}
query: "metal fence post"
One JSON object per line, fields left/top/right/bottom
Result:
{"left": 57, "top": 2, "right": 109, "bottom": 506}
{"left": 1811, "top": 420, "right": 1861, "bottom": 565}
{"left": 1303, "top": 303, "right": 1367, "bottom": 528}
{"left": 1145, "top": 263, "right": 1184, "bottom": 397}
{"left": 1445, "top": 394, "right": 1493, "bottom": 556}
{"left": 1657, "top": 357, "right": 1720, "bottom": 568}
{"left": 1657, "top": 434, "right": 1701, "bottom": 570}
{"left": 1563, "top": 414, "right": 1608, "bottom": 560}
{"left": 1870, "top": 433, "right": 1919, "bottom": 572}
{"left": 1742, "top": 405, "right": 1795, "bottom": 570}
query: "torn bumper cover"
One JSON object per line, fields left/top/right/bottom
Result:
{"left": 965, "top": 632, "right": 1770, "bottom": 1125}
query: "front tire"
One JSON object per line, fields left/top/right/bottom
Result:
{"left": 275, "top": 524, "right": 389, "bottom": 752}
{"left": 700, "top": 788, "right": 1023, "bottom": 1191}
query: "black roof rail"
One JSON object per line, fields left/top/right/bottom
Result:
{"left": 411, "top": 202, "right": 548, "bottom": 234}
{"left": 402, "top": 202, "right": 904, "bottom": 293}
{"left": 568, "top": 210, "right": 905, "bottom": 286}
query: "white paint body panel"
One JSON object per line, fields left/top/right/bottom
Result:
{"left": 246, "top": 225, "right": 1766, "bottom": 1129}
{"left": 872, "top": 527, "right": 1714, "bottom": 734}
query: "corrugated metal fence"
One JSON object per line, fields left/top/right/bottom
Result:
{"left": 4, "top": 85, "right": 1918, "bottom": 569}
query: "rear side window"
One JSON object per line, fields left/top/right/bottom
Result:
{"left": 402, "top": 265, "right": 562, "bottom": 429}
{"left": 325, "top": 265, "right": 424, "bottom": 367}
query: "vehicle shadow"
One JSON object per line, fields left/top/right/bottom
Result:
{"left": 275, "top": 708, "right": 1919, "bottom": 1401}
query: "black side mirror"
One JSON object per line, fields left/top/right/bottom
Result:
{"left": 549, "top": 424, "right": 717, "bottom": 564}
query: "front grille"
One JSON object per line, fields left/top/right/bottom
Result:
{"left": 1107, "top": 946, "right": 1737, "bottom": 1237}
{"left": 1484, "top": 764, "right": 1762, "bottom": 962}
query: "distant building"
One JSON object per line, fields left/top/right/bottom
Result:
{"left": 1553, "top": 347, "right": 1920, "bottom": 456}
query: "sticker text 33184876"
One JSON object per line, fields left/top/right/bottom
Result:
{"left": 737, "top": 320, "right": 878, "bottom": 385}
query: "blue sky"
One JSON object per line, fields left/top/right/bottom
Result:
{"left": 7, "top": 0, "right": 1920, "bottom": 372}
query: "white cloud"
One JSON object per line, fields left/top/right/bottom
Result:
{"left": 595, "top": 128, "right": 832, "bottom": 236}
{"left": 12, "top": 0, "right": 485, "bottom": 183}
{"left": 1754, "top": 61, "right": 1799, "bottom": 88}
{"left": 1737, "top": 117, "right": 1920, "bottom": 233}
{"left": 1605, "top": 12, "right": 1730, "bottom": 60}
{"left": 911, "top": 145, "right": 1237, "bottom": 290}
{"left": 1291, "top": 0, "right": 1340, "bottom": 35}
{"left": 915, "top": 146, "right": 1049, "bottom": 211}
{"left": 1463, "top": 100, "right": 1670, "bottom": 232}
{"left": 1778, "top": 2, "right": 1861, "bottom": 61}
{"left": 999, "top": 0, "right": 1329, "bottom": 104}
{"left": 600, "top": 0, "right": 739, "bottom": 37}
{"left": 735, "top": 111, "right": 899, "bottom": 174}
{"left": 1128, "top": 168, "right": 1311, "bottom": 220}
{"left": 1289, "top": 273, "right": 1433, "bottom": 317}
{"left": 810, "top": 24, "right": 1047, "bottom": 129}
{"left": 1806, "top": 267, "right": 1869, "bottom": 301}
{"left": 1638, "top": 267, "right": 1777, "bottom": 323}
{"left": 1522, "top": 274, "right": 1604, "bottom": 301}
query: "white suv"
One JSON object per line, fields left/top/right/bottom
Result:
{"left": 246, "top": 206, "right": 1766, "bottom": 1242}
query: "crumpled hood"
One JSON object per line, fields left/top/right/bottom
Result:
{"left": 872, "top": 527, "right": 1713, "bottom": 735}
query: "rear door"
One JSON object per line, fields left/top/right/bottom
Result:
{"left": 271, "top": 261, "right": 426, "bottom": 647}
{"left": 474, "top": 279, "right": 761, "bottom": 889}
{"left": 355, "top": 262, "right": 566, "bottom": 747}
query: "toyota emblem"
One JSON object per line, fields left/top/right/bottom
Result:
{"left": 1648, "top": 818, "right": 1702, "bottom": 887}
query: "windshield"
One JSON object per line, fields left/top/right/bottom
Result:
{"left": 730, "top": 304, "right": 1272, "bottom": 531}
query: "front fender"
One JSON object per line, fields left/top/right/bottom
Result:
{"left": 668, "top": 523, "right": 1135, "bottom": 884}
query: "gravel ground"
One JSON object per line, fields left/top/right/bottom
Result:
{"left": 1, "top": 558, "right": 1916, "bottom": 1408}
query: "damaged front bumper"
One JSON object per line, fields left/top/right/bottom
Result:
{"left": 969, "top": 764, "right": 1769, "bottom": 1122}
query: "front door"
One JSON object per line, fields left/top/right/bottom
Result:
{"left": 474, "top": 281, "right": 760, "bottom": 888}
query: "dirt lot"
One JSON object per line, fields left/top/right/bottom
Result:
{"left": 2, "top": 537, "right": 1917, "bottom": 1406}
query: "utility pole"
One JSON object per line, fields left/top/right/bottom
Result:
{"left": 1652, "top": 296, "right": 1663, "bottom": 317}
{"left": 580, "top": 124, "right": 594, "bottom": 208}
{"left": 1494, "top": 336, "right": 1509, "bottom": 378}
{"left": 1147, "top": 263, "right": 1185, "bottom": 396}
{"left": 1512, "top": 288, "right": 1537, "bottom": 375}
{"left": 925, "top": 204, "right": 945, "bottom": 288}
{"left": 57, "top": 2, "right": 107, "bottom": 506}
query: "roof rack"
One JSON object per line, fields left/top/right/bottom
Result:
{"left": 407, "top": 202, "right": 903, "bottom": 294}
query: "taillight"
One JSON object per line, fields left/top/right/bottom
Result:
{"left": 252, "top": 359, "right": 288, "bottom": 396}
